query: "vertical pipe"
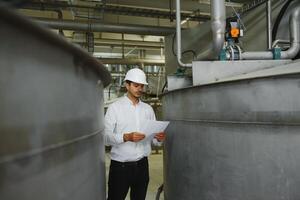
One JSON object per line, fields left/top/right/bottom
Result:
{"left": 169, "top": 0, "right": 173, "bottom": 22}
{"left": 196, "top": 0, "right": 226, "bottom": 60}
{"left": 267, "top": 0, "right": 272, "bottom": 50}
{"left": 211, "top": 0, "right": 226, "bottom": 57}
{"left": 156, "top": 66, "right": 161, "bottom": 97}
{"left": 175, "top": 0, "right": 192, "bottom": 67}
{"left": 281, "top": 5, "right": 300, "bottom": 59}
{"left": 122, "top": 33, "right": 125, "bottom": 59}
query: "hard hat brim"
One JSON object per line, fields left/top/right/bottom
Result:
{"left": 124, "top": 79, "right": 148, "bottom": 85}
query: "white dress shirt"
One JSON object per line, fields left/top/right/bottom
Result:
{"left": 104, "top": 95, "right": 160, "bottom": 162}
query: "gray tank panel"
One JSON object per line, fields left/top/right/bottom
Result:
{"left": 0, "top": 8, "right": 110, "bottom": 200}
{"left": 163, "top": 72, "right": 300, "bottom": 200}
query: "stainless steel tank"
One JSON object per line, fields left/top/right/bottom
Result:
{"left": 0, "top": 7, "right": 111, "bottom": 200}
{"left": 162, "top": 62, "right": 300, "bottom": 200}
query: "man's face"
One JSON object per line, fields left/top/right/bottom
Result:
{"left": 126, "top": 82, "right": 145, "bottom": 98}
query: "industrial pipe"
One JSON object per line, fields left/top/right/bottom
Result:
{"left": 267, "top": 0, "right": 272, "bottom": 50}
{"left": 241, "top": 4, "right": 300, "bottom": 60}
{"left": 175, "top": 0, "right": 192, "bottom": 67}
{"left": 34, "top": 18, "right": 175, "bottom": 36}
{"left": 211, "top": 0, "right": 226, "bottom": 58}
{"left": 281, "top": 5, "right": 300, "bottom": 59}
{"left": 176, "top": 0, "right": 226, "bottom": 66}
{"left": 195, "top": 0, "right": 226, "bottom": 60}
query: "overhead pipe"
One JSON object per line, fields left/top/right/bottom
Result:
{"left": 29, "top": 7, "right": 65, "bottom": 35}
{"left": 34, "top": 18, "right": 175, "bottom": 36}
{"left": 176, "top": 0, "right": 226, "bottom": 66}
{"left": 98, "top": 58, "right": 165, "bottom": 65}
{"left": 241, "top": 5, "right": 300, "bottom": 60}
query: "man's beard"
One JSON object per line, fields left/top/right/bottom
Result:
{"left": 134, "top": 92, "right": 143, "bottom": 97}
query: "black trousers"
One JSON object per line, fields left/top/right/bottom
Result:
{"left": 107, "top": 157, "right": 149, "bottom": 200}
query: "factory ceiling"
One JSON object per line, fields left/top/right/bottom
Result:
{"left": 17, "top": 0, "right": 248, "bottom": 28}
{"left": 8, "top": 0, "right": 261, "bottom": 64}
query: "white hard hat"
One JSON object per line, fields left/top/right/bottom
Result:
{"left": 124, "top": 68, "right": 148, "bottom": 85}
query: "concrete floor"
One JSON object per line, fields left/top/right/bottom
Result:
{"left": 105, "top": 150, "right": 164, "bottom": 200}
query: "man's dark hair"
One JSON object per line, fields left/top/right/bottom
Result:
{"left": 125, "top": 80, "right": 132, "bottom": 84}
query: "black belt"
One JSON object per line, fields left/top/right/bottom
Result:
{"left": 111, "top": 157, "right": 148, "bottom": 166}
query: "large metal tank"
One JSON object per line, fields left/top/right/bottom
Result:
{"left": 0, "top": 7, "right": 111, "bottom": 200}
{"left": 162, "top": 61, "right": 300, "bottom": 200}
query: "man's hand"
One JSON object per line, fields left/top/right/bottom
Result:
{"left": 123, "top": 132, "right": 145, "bottom": 142}
{"left": 154, "top": 132, "right": 166, "bottom": 142}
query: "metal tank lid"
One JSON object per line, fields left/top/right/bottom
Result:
{"left": 212, "top": 59, "right": 300, "bottom": 83}
{"left": 162, "top": 59, "right": 300, "bottom": 96}
{"left": 0, "top": 5, "right": 111, "bottom": 87}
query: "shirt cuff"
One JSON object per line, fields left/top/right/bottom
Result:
{"left": 116, "top": 133, "right": 124, "bottom": 144}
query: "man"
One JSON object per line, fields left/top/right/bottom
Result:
{"left": 104, "top": 68, "right": 165, "bottom": 200}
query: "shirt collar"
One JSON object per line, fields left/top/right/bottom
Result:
{"left": 124, "top": 94, "right": 141, "bottom": 106}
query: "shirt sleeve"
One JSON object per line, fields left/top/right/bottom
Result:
{"left": 104, "top": 105, "right": 124, "bottom": 146}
